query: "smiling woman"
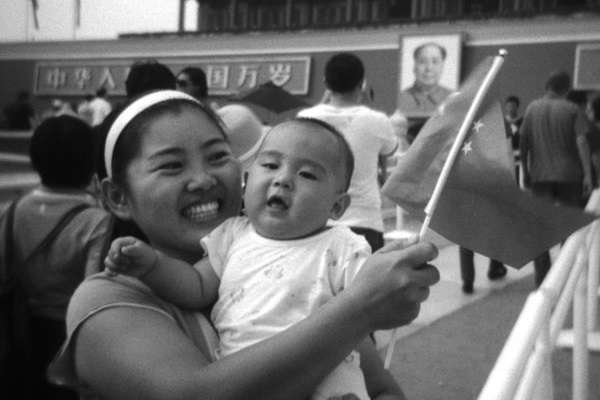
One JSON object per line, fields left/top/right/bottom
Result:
{"left": 48, "top": 89, "right": 440, "bottom": 400}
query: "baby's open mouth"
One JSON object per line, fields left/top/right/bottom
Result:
{"left": 182, "top": 201, "right": 220, "bottom": 222}
{"left": 267, "top": 195, "right": 288, "bottom": 210}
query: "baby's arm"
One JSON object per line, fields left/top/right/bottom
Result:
{"left": 358, "top": 340, "right": 406, "bottom": 400}
{"left": 105, "top": 236, "right": 219, "bottom": 309}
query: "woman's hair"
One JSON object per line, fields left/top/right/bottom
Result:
{"left": 30, "top": 115, "right": 95, "bottom": 188}
{"left": 109, "top": 93, "right": 227, "bottom": 187}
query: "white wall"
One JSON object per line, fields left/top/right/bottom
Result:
{"left": 0, "top": 0, "right": 187, "bottom": 42}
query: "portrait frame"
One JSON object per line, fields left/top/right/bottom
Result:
{"left": 398, "top": 33, "right": 463, "bottom": 118}
{"left": 574, "top": 43, "right": 600, "bottom": 90}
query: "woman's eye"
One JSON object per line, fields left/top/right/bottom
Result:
{"left": 209, "top": 150, "right": 232, "bottom": 163}
{"left": 158, "top": 161, "right": 182, "bottom": 170}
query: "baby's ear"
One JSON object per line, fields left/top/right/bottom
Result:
{"left": 329, "top": 193, "right": 350, "bottom": 220}
{"left": 101, "top": 178, "right": 132, "bottom": 220}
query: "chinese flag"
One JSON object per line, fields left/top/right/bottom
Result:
{"left": 382, "top": 57, "right": 596, "bottom": 268}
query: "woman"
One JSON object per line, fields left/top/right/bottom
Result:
{"left": 49, "top": 90, "right": 439, "bottom": 399}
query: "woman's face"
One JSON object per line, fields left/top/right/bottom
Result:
{"left": 176, "top": 73, "right": 200, "bottom": 99}
{"left": 121, "top": 107, "right": 242, "bottom": 262}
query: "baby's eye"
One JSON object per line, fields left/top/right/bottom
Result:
{"left": 261, "top": 162, "right": 278, "bottom": 170}
{"left": 299, "top": 171, "right": 317, "bottom": 180}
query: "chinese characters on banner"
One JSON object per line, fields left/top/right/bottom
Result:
{"left": 34, "top": 56, "right": 311, "bottom": 96}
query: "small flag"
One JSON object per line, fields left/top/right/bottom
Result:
{"left": 382, "top": 57, "right": 595, "bottom": 268}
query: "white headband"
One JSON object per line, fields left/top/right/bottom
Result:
{"left": 104, "top": 90, "right": 201, "bottom": 179}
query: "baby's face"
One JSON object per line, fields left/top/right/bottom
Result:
{"left": 244, "top": 121, "right": 348, "bottom": 240}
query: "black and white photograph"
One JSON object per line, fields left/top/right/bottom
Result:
{"left": 1, "top": 1, "right": 600, "bottom": 399}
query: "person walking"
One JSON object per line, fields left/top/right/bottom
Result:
{"left": 298, "top": 52, "right": 398, "bottom": 251}
{"left": 520, "top": 71, "right": 593, "bottom": 286}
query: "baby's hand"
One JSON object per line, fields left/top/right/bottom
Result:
{"left": 105, "top": 236, "right": 158, "bottom": 278}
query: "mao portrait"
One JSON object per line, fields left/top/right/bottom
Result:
{"left": 398, "top": 34, "right": 462, "bottom": 118}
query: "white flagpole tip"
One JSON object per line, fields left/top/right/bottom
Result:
{"left": 498, "top": 49, "right": 508, "bottom": 57}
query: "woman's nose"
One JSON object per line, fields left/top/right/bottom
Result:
{"left": 186, "top": 171, "right": 217, "bottom": 192}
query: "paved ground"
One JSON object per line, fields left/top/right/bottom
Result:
{"left": 374, "top": 224, "right": 537, "bottom": 348}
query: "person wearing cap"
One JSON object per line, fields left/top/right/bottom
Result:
{"left": 298, "top": 52, "right": 398, "bottom": 252}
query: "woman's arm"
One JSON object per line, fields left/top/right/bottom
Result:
{"left": 75, "top": 240, "right": 439, "bottom": 400}
{"left": 359, "top": 340, "right": 406, "bottom": 400}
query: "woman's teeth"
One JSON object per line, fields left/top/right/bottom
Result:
{"left": 183, "top": 201, "right": 219, "bottom": 221}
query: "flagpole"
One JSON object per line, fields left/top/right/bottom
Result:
{"left": 419, "top": 49, "right": 507, "bottom": 240}
{"left": 383, "top": 49, "right": 507, "bottom": 369}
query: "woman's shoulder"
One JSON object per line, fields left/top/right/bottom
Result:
{"left": 49, "top": 272, "right": 168, "bottom": 389}
{"left": 50, "top": 272, "right": 216, "bottom": 390}
{"left": 67, "top": 272, "right": 166, "bottom": 327}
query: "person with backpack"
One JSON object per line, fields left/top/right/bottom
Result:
{"left": 0, "top": 115, "right": 111, "bottom": 398}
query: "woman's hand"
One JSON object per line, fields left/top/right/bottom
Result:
{"left": 348, "top": 237, "right": 440, "bottom": 331}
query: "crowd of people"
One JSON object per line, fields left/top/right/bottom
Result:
{"left": 1, "top": 51, "right": 599, "bottom": 399}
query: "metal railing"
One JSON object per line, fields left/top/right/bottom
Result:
{"left": 478, "top": 189, "right": 600, "bottom": 400}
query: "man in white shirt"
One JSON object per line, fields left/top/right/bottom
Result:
{"left": 298, "top": 52, "right": 398, "bottom": 251}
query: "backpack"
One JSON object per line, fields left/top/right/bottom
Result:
{"left": 0, "top": 198, "right": 89, "bottom": 392}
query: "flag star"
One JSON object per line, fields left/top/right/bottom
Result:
{"left": 472, "top": 120, "right": 484, "bottom": 133}
{"left": 462, "top": 141, "right": 473, "bottom": 155}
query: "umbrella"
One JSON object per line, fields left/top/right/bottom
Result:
{"left": 230, "top": 81, "right": 311, "bottom": 124}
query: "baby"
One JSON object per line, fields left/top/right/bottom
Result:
{"left": 106, "top": 117, "right": 402, "bottom": 399}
